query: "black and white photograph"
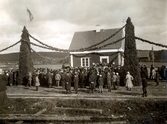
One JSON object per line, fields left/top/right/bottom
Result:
{"left": 0, "top": 0, "right": 167, "bottom": 123}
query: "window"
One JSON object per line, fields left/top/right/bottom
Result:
{"left": 81, "top": 57, "right": 90, "bottom": 67}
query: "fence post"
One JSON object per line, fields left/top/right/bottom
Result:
{"left": 18, "top": 26, "right": 34, "bottom": 85}
{"left": 124, "top": 17, "right": 141, "bottom": 86}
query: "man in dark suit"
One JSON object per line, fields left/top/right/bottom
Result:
{"left": 89, "top": 72, "right": 96, "bottom": 93}
{"left": 141, "top": 67, "right": 148, "bottom": 97}
{"left": 64, "top": 72, "right": 72, "bottom": 94}
{"left": 74, "top": 72, "right": 79, "bottom": 94}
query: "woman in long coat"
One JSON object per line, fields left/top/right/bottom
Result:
{"left": 125, "top": 72, "right": 133, "bottom": 91}
{"left": 55, "top": 71, "right": 61, "bottom": 87}
{"left": 27, "top": 72, "right": 32, "bottom": 87}
{"left": 34, "top": 70, "right": 40, "bottom": 91}
{"left": 47, "top": 71, "right": 53, "bottom": 88}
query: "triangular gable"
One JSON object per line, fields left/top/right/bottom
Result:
{"left": 69, "top": 28, "right": 124, "bottom": 51}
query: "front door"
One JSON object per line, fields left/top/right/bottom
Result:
{"left": 101, "top": 58, "right": 107, "bottom": 63}
{"left": 100, "top": 56, "right": 109, "bottom": 64}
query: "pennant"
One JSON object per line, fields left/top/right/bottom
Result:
{"left": 27, "top": 7, "right": 34, "bottom": 21}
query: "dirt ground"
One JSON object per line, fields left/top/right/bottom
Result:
{"left": 5, "top": 80, "right": 167, "bottom": 98}
{"left": 0, "top": 80, "right": 167, "bottom": 124}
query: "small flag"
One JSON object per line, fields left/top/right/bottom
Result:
{"left": 26, "top": 7, "right": 33, "bottom": 21}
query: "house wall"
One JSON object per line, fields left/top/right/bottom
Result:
{"left": 72, "top": 56, "right": 81, "bottom": 67}
{"left": 72, "top": 52, "right": 121, "bottom": 67}
{"left": 109, "top": 54, "right": 119, "bottom": 65}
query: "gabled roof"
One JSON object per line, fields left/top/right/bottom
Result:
{"left": 69, "top": 28, "right": 124, "bottom": 51}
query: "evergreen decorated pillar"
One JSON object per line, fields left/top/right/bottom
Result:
{"left": 18, "top": 26, "right": 34, "bottom": 85}
{"left": 124, "top": 17, "right": 141, "bottom": 86}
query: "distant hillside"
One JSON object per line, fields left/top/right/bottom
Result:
{"left": 0, "top": 53, "right": 19, "bottom": 62}
{"left": 0, "top": 52, "right": 69, "bottom": 62}
{"left": 0, "top": 50, "right": 166, "bottom": 62}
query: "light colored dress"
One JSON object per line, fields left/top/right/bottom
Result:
{"left": 35, "top": 75, "right": 40, "bottom": 86}
{"left": 125, "top": 74, "right": 133, "bottom": 88}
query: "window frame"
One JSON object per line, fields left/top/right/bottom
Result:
{"left": 81, "top": 57, "right": 90, "bottom": 67}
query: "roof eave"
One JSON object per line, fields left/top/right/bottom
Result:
{"left": 70, "top": 48, "right": 124, "bottom": 54}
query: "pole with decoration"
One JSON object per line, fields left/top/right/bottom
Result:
{"left": 18, "top": 26, "right": 34, "bottom": 85}
{"left": 124, "top": 17, "right": 141, "bottom": 86}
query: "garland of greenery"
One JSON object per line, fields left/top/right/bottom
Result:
{"left": 109, "top": 54, "right": 118, "bottom": 64}
{"left": 31, "top": 48, "right": 69, "bottom": 62}
{"left": 72, "top": 52, "right": 118, "bottom": 58}
{"left": 31, "top": 45, "right": 120, "bottom": 63}
{"left": 135, "top": 36, "right": 167, "bottom": 48}
{"left": 89, "top": 37, "right": 125, "bottom": 50}
{"left": 0, "top": 40, "right": 21, "bottom": 52}
{"left": 86, "top": 25, "right": 125, "bottom": 49}
{"left": 23, "top": 37, "right": 125, "bottom": 53}
{"left": 28, "top": 25, "right": 125, "bottom": 52}
{"left": 28, "top": 34, "right": 70, "bottom": 52}
{"left": 31, "top": 48, "right": 57, "bottom": 61}
{"left": 22, "top": 39, "right": 51, "bottom": 50}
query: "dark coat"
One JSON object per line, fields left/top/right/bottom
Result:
{"left": 142, "top": 78, "right": 147, "bottom": 87}
{"left": 89, "top": 73, "right": 96, "bottom": 89}
{"left": 47, "top": 72, "right": 53, "bottom": 85}
{"left": 9, "top": 72, "right": 13, "bottom": 85}
{"left": 89, "top": 73, "right": 96, "bottom": 83}
{"left": 64, "top": 73, "right": 72, "bottom": 90}
{"left": 79, "top": 72, "right": 85, "bottom": 86}
{"left": 98, "top": 77, "right": 103, "bottom": 86}
{"left": 74, "top": 74, "right": 79, "bottom": 90}
{"left": 141, "top": 68, "right": 148, "bottom": 88}
{"left": 155, "top": 72, "right": 160, "bottom": 83}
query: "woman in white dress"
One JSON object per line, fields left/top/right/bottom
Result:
{"left": 35, "top": 70, "right": 40, "bottom": 91}
{"left": 125, "top": 72, "right": 133, "bottom": 91}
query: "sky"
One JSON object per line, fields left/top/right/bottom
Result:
{"left": 0, "top": 0, "right": 166, "bottom": 53}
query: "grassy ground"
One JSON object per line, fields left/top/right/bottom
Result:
{"left": 0, "top": 80, "right": 167, "bottom": 123}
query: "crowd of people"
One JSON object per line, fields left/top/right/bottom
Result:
{"left": 1, "top": 63, "right": 167, "bottom": 97}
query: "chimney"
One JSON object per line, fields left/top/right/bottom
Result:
{"left": 96, "top": 24, "right": 101, "bottom": 32}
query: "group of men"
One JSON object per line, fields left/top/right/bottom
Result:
{"left": 27, "top": 66, "right": 121, "bottom": 94}
{"left": 1, "top": 63, "right": 166, "bottom": 96}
